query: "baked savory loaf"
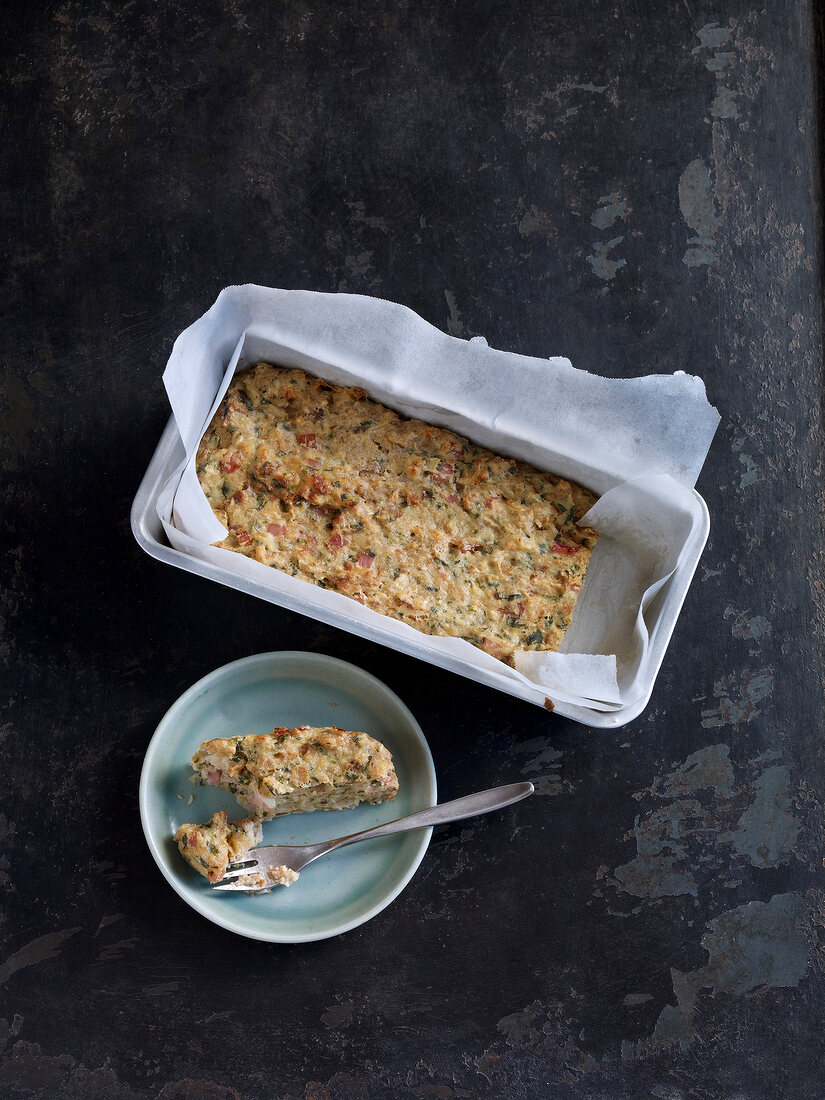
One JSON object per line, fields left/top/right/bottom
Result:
{"left": 174, "top": 811, "right": 262, "bottom": 883}
{"left": 174, "top": 811, "right": 299, "bottom": 887}
{"left": 191, "top": 726, "right": 399, "bottom": 820}
{"left": 196, "top": 363, "right": 599, "bottom": 664}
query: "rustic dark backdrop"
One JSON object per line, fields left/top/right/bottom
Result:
{"left": 2, "top": 2, "right": 824, "bottom": 1098}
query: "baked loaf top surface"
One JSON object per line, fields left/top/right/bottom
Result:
{"left": 192, "top": 726, "right": 399, "bottom": 820}
{"left": 197, "top": 362, "right": 599, "bottom": 663}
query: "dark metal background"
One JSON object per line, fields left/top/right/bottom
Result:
{"left": 2, "top": 2, "right": 823, "bottom": 1097}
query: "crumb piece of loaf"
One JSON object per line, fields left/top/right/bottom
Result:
{"left": 196, "top": 363, "right": 599, "bottom": 665}
{"left": 191, "top": 725, "right": 399, "bottom": 820}
{"left": 237, "top": 864, "right": 300, "bottom": 891}
{"left": 175, "top": 810, "right": 262, "bottom": 883}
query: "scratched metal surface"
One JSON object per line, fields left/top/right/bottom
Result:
{"left": 2, "top": 2, "right": 824, "bottom": 1097}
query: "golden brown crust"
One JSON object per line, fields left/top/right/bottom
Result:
{"left": 196, "top": 363, "right": 599, "bottom": 663}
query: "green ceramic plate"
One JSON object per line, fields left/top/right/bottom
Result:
{"left": 139, "top": 651, "right": 436, "bottom": 942}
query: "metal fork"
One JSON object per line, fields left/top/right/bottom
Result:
{"left": 211, "top": 781, "right": 534, "bottom": 891}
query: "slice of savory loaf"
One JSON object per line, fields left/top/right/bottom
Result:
{"left": 191, "top": 726, "right": 399, "bottom": 821}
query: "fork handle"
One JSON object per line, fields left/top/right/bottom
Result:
{"left": 321, "top": 781, "right": 534, "bottom": 854}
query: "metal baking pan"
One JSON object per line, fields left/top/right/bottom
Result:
{"left": 131, "top": 416, "right": 709, "bottom": 729}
